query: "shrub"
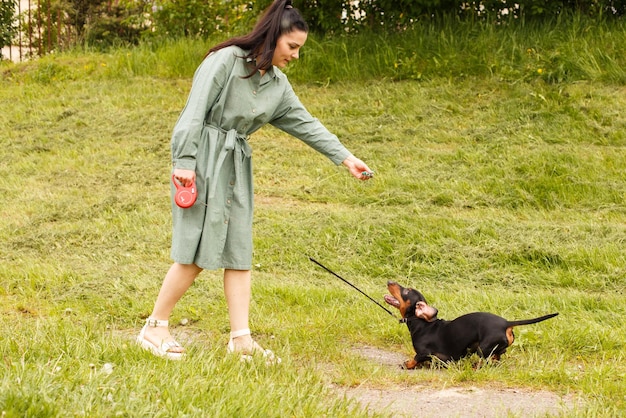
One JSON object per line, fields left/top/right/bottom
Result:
{"left": 146, "top": 0, "right": 255, "bottom": 40}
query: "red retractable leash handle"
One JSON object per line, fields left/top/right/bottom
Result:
{"left": 172, "top": 174, "right": 197, "bottom": 208}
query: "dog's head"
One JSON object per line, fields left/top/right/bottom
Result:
{"left": 384, "top": 281, "right": 438, "bottom": 321}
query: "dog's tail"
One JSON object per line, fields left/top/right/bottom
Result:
{"left": 507, "top": 312, "right": 559, "bottom": 327}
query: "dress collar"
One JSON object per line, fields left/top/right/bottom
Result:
{"left": 246, "top": 56, "right": 277, "bottom": 79}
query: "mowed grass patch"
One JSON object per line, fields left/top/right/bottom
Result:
{"left": 1, "top": 67, "right": 625, "bottom": 416}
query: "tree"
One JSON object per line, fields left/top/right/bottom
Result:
{"left": 0, "top": 0, "right": 17, "bottom": 58}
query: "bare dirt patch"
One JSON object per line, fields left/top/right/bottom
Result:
{"left": 336, "top": 346, "right": 579, "bottom": 418}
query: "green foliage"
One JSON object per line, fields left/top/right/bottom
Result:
{"left": 19, "top": 0, "right": 146, "bottom": 54}
{"left": 147, "top": 0, "right": 249, "bottom": 39}
{"left": 0, "top": 0, "right": 17, "bottom": 56}
{"left": 519, "top": 0, "right": 626, "bottom": 18}
{"left": 83, "top": 0, "right": 145, "bottom": 48}
{"left": 17, "top": 0, "right": 626, "bottom": 55}
{"left": 298, "top": 0, "right": 355, "bottom": 34}
{"left": 308, "top": 0, "right": 626, "bottom": 32}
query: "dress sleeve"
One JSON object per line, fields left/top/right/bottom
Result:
{"left": 171, "top": 48, "right": 236, "bottom": 171}
{"left": 270, "top": 82, "right": 352, "bottom": 166}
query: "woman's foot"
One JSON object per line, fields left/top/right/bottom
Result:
{"left": 227, "top": 329, "right": 280, "bottom": 364}
{"left": 228, "top": 334, "right": 262, "bottom": 354}
{"left": 137, "top": 318, "right": 184, "bottom": 360}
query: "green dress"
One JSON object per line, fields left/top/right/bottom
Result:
{"left": 170, "top": 46, "right": 351, "bottom": 270}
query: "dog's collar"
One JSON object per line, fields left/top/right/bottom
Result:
{"left": 399, "top": 318, "right": 408, "bottom": 324}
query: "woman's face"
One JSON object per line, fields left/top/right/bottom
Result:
{"left": 272, "top": 30, "right": 308, "bottom": 68}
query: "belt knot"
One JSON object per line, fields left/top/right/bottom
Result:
{"left": 209, "top": 127, "right": 251, "bottom": 200}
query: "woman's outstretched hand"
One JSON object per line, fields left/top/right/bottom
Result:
{"left": 342, "top": 155, "right": 374, "bottom": 181}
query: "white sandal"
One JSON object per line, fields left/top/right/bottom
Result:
{"left": 137, "top": 318, "right": 184, "bottom": 360}
{"left": 227, "top": 328, "right": 281, "bottom": 364}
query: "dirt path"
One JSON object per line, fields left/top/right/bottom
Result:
{"left": 336, "top": 346, "right": 579, "bottom": 418}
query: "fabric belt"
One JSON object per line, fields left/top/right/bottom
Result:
{"left": 208, "top": 125, "right": 251, "bottom": 199}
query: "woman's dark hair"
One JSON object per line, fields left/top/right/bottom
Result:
{"left": 208, "top": 0, "right": 308, "bottom": 78}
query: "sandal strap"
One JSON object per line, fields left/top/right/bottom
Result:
{"left": 161, "top": 340, "right": 183, "bottom": 352}
{"left": 146, "top": 318, "right": 169, "bottom": 327}
{"left": 230, "top": 328, "right": 251, "bottom": 339}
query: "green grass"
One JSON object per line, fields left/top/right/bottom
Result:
{"left": 1, "top": 20, "right": 626, "bottom": 416}
{"left": 5, "top": 13, "right": 624, "bottom": 85}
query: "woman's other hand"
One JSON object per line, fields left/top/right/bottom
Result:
{"left": 173, "top": 168, "right": 196, "bottom": 187}
{"left": 342, "top": 155, "right": 373, "bottom": 181}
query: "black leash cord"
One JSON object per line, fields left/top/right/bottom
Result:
{"left": 308, "top": 256, "right": 397, "bottom": 319}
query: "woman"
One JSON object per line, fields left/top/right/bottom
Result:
{"left": 137, "top": 0, "right": 373, "bottom": 360}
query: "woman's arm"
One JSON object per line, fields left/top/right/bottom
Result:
{"left": 270, "top": 81, "right": 372, "bottom": 180}
{"left": 171, "top": 48, "right": 236, "bottom": 173}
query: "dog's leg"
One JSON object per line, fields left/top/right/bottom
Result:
{"left": 478, "top": 337, "right": 509, "bottom": 360}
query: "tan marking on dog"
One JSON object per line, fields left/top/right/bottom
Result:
{"left": 506, "top": 327, "right": 515, "bottom": 346}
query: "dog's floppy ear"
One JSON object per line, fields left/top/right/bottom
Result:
{"left": 416, "top": 301, "right": 438, "bottom": 322}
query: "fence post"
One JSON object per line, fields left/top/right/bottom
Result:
{"left": 28, "top": 0, "right": 32, "bottom": 57}
{"left": 37, "top": 0, "right": 41, "bottom": 55}
{"left": 46, "top": 0, "right": 50, "bottom": 53}
{"left": 18, "top": 0, "right": 22, "bottom": 60}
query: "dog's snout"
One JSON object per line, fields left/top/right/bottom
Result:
{"left": 387, "top": 280, "right": 397, "bottom": 286}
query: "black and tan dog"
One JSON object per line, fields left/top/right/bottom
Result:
{"left": 384, "top": 281, "right": 558, "bottom": 369}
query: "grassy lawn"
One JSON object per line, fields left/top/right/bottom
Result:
{"left": 1, "top": 47, "right": 625, "bottom": 416}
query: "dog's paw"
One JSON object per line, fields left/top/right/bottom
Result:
{"left": 401, "top": 359, "right": 418, "bottom": 370}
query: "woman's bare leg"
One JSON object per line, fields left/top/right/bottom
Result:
{"left": 142, "top": 262, "right": 202, "bottom": 351}
{"left": 223, "top": 269, "right": 258, "bottom": 351}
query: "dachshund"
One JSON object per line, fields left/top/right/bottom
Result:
{"left": 384, "top": 281, "right": 558, "bottom": 369}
